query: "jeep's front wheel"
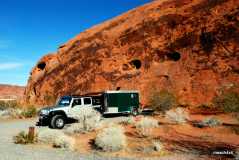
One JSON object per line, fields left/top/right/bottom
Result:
{"left": 50, "top": 115, "right": 65, "bottom": 129}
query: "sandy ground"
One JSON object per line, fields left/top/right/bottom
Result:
{"left": 1, "top": 114, "right": 238, "bottom": 160}
{"left": 0, "top": 117, "right": 202, "bottom": 160}
{"left": 0, "top": 118, "right": 132, "bottom": 160}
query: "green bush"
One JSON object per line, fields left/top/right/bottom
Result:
{"left": 13, "top": 131, "right": 37, "bottom": 144}
{"left": 21, "top": 106, "right": 37, "bottom": 118}
{"left": 149, "top": 90, "right": 177, "bottom": 113}
{"left": 213, "top": 92, "right": 239, "bottom": 113}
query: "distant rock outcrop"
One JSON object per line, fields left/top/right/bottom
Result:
{"left": 0, "top": 84, "right": 25, "bottom": 100}
{"left": 25, "top": 0, "right": 239, "bottom": 106}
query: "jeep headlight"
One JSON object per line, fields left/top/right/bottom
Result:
{"left": 40, "top": 109, "right": 50, "bottom": 115}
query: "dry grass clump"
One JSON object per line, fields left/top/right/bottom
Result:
{"left": 235, "top": 151, "right": 239, "bottom": 159}
{"left": 135, "top": 117, "right": 159, "bottom": 137}
{"left": 165, "top": 107, "right": 189, "bottom": 124}
{"left": 200, "top": 117, "right": 222, "bottom": 127}
{"left": 152, "top": 140, "right": 168, "bottom": 156}
{"left": 53, "top": 135, "right": 75, "bottom": 150}
{"left": 95, "top": 125, "right": 127, "bottom": 152}
{"left": 117, "top": 116, "right": 135, "bottom": 126}
{"left": 21, "top": 106, "right": 37, "bottom": 118}
{"left": 0, "top": 101, "right": 37, "bottom": 119}
{"left": 13, "top": 131, "right": 37, "bottom": 144}
{"left": 65, "top": 123, "right": 85, "bottom": 134}
{"left": 0, "top": 108, "right": 23, "bottom": 119}
{"left": 153, "top": 140, "right": 164, "bottom": 152}
{"left": 0, "top": 100, "right": 20, "bottom": 110}
{"left": 66, "top": 107, "right": 101, "bottom": 134}
{"left": 38, "top": 128, "right": 75, "bottom": 150}
{"left": 0, "top": 100, "right": 22, "bottom": 119}
{"left": 135, "top": 117, "right": 159, "bottom": 128}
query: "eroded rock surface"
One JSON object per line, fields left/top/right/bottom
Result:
{"left": 25, "top": 0, "right": 239, "bottom": 106}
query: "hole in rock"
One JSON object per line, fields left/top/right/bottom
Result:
{"left": 37, "top": 62, "right": 46, "bottom": 70}
{"left": 167, "top": 51, "right": 181, "bottom": 61}
{"left": 130, "top": 59, "right": 141, "bottom": 69}
{"left": 200, "top": 30, "right": 215, "bottom": 53}
{"left": 116, "top": 87, "right": 121, "bottom": 91}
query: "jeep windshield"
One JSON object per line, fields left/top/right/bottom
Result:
{"left": 57, "top": 97, "right": 72, "bottom": 107}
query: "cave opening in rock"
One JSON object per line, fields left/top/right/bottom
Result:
{"left": 167, "top": 51, "right": 181, "bottom": 61}
{"left": 37, "top": 62, "right": 46, "bottom": 70}
{"left": 116, "top": 87, "right": 121, "bottom": 90}
{"left": 130, "top": 59, "right": 141, "bottom": 69}
{"left": 200, "top": 30, "right": 215, "bottom": 53}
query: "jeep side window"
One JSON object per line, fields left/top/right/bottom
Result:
{"left": 72, "top": 99, "right": 81, "bottom": 107}
{"left": 83, "top": 98, "right": 91, "bottom": 105}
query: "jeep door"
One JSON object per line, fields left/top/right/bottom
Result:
{"left": 83, "top": 97, "right": 92, "bottom": 107}
{"left": 68, "top": 98, "right": 82, "bottom": 118}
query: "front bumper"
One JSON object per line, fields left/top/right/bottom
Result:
{"left": 36, "top": 115, "right": 50, "bottom": 126}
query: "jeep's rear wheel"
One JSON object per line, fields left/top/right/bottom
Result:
{"left": 50, "top": 115, "right": 65, "bottom": 129}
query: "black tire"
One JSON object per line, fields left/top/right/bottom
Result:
{"left": 131, "top": 107, "right": 139, "bottom": 116}
{"left": 50, "top": 115, "right": 65, "bottom": 129}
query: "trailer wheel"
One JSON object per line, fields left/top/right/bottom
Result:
{"left": 131, "top": 107, "right": 139, "bottom": 116}
{"left": 50, "top": 115, "right": 65, "bottom": 129}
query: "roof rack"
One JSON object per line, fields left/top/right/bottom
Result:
{"left": 71, "top": 91, "right": 104, "bottom": 97}
{"left": 70, "top": 90, "right": 139, "bottom": 97}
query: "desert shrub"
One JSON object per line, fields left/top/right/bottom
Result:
{"left": 66, "top": 107, "right": 101, "bottom": 133}
{"left": 0, "top": 101, "right": 7, "bottom": 110}
{"left": 117, "top": 116, "right": 135, "bottom": 126}
{"left": 165, "top": 107, "right": 189, "bottom": 124}
{"left": 38, "top": 129, "right": 61, "bottom": 144}
{"left": 135, "top": 117, "right": 158, "bottom": 129}
{"left": 0, "top": 100, "right": 20, "bottom": 110}
{"left": 135, "top": 117, "right": 159, "bottom": 137}
{"left": 149, "top": 90, "right": 177, "bottom": 113}
{"left": 0, "top": 108, "right": 23, "bottom": 119}
{"left": 38, "top": 128, "right": 75, "bottom": 150}
{"left": 200, "top": 117, "right": 222, "bottom": 127}
{"left": 21, "top": 106, "right": 37, "bottom": 118}
{"left": 95, "top": 125, "right": 126, "bottom": 152}
{"left": 213, "top": 92, "right": 239, "bottom": 113}
{"left": 138, "top": 127, "right": 153, "bottom": 137}
{"left": 53, "top": 135, "right": 75, "bottom": 150}
{"left": 236, "top": 152, "right": 239, "bottom": 160}
{"left": 153, "top": 140, "right": 164, "bottom": 152}
{"left": 64, "top": 123, "right": 85, "bottom": 134}
{"left": 13, "top": 131, "right": 37, "bottom": 144}
{"left": 0, "top": 110, "right": 10, "bottom": 118}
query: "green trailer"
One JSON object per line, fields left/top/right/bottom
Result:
{"left": 102, "top": 90, "right": 140, "bottom": 116}
{"left": 36, "top": 90, "right": 140, "bottom": 128}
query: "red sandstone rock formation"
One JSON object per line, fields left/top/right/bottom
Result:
{"left": 0, "top": 84, "right": 25, "bottom": 100}
{"left": 24, "top": 0, "right": 239, "bottom": 106}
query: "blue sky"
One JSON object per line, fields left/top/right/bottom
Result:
{"left": 0, "top": 0, "right": 151, "bottom": 86}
